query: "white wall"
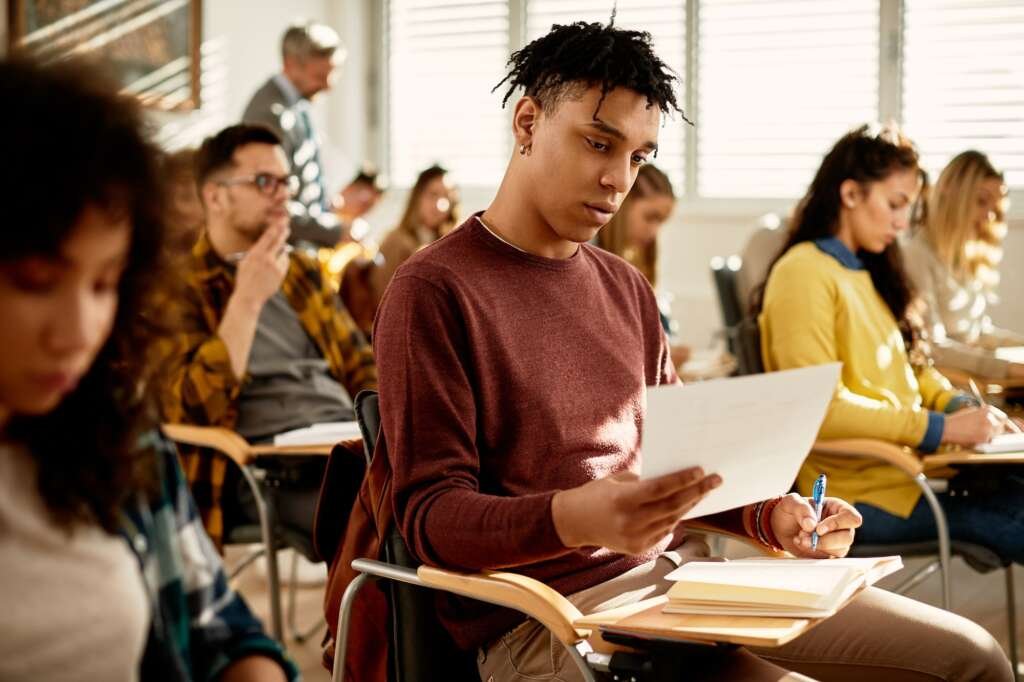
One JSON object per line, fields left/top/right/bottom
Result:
{"left": 150, "top": 0, "right": 368, "bottom": 192}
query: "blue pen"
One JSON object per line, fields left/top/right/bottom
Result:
{"left": 811, "top": 474, "right": 827, "bottom": 551}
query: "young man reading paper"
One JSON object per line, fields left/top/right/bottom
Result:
{"left": 372, "top": 21, "right": 1011, "bottom": 682}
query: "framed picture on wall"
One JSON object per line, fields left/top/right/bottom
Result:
{"left": 7, "top": 0, "right": 202, "bottom": 111}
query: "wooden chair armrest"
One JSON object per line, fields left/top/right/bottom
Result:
{"left": 161, "top": 423, "right": 254, "bottom": 467}
{"left": 417, "top": 565, "right": 590, "bottom": 645}
{"left": 811, "top": 439, "right": 922, "bottom": 478}
{"left": 683, "top": 520, "right": 789, "bottom": 558}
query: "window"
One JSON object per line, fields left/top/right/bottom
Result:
{"left": 387, "top": 0, "right": 510, "bottom": 187}
{"left": 903, "top": 0, "right": 1024, "bottom": 188}
{"left": 526, "top": 0, "right": 688, "bottom": 191}
{"left": 697, "top": 0, "right": 879, "bottom": 198}
{"left": 383, "top": 0, "right": 1024, "bottom": 202}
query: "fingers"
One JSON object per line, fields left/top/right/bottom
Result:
{"left": 632, "top": 467, "right": 712, "bottom": 502}
{"left": 774, "top": 492, "right": 818, "bottom": 533}
{"left": 815, "top": 503, "right": 863, "bottom": 535}
{"left": 252, "top": 222, "right": 290, "bottom": 255}
{"left": 797, "top": 528, "right": 855, "bottom": 557}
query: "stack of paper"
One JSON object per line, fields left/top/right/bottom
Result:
{"left": 273, "top": 421, "right": 362, "bottom": 447}
{"left": 662, "top": 556, "right": 902, "bottom": 618}
{"left": 976, "top": 433, "right": 1024, "bottom": 454}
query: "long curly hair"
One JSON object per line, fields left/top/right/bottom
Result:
{"left": 752, "top": 124, "right": 923, "bottom": 354}
{"left": 1, "top": 56, "right": 169, "bottom": 533}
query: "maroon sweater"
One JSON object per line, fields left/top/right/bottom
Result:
{"left": 374, "top": 215, "right": 743, "bottom": 649}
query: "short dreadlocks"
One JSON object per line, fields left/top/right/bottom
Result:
{"left": 494, "top": 20, "right": 687, "bottom": 123}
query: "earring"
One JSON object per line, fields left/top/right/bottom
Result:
{"left": 519, "top": 143, "right": 531, "bottom": 156}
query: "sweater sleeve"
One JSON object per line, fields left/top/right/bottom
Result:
{"left": 374, "top": 273, "right": 568, "bottom": 572}
{"left": 761, "top": 257, "right": 931, "bottom": 447}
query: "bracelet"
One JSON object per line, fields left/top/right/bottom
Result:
{"left": 754, "top": 496, "right": 785, "bottom": 552}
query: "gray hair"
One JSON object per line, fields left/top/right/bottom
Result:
{"left": 281, "top": 20, "right": 344, "bottom": 61}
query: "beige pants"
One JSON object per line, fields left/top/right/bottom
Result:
{"left": 477, "top": 537, "right": 1012, "bottom": 682}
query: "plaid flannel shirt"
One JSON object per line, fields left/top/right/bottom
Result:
{"left": 158, "top": 233, "right": 377, "bottom": 545}
{"left": 125, "top": 431, "right": 299, "bottom": 680}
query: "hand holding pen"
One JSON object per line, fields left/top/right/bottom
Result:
{"left": 766, "top": 490, "right": 862, "bottom": 558}
{"left": 968, "top": 378, "right": 1023, "bottom": 435}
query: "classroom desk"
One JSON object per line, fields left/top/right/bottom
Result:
{"left": 937, "top": 366, "right": 1024, "bottom": 397}
{"left": 923, "top": 449, "right": 1024, "bottom": 472}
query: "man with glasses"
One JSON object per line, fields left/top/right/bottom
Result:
{"left": 159, "top": 124, "right": 377, "bottom": 546}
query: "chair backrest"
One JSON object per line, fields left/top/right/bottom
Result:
{"left": 710, "top": 256, "right": 745, "bottom": 332}
{"left": 733, "top": 317, "right": 765, "bottom": 377}
{"left": 352, "top": 390, "right": 479, "bottom": 682}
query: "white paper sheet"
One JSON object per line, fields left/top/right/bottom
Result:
{"left": 273, "top": 421, "right": 362, "bottom": 446}
{"left": 641, "top": 363, "right": 841, "bottom": 519}
{"left": 975, "top": 432, "right": 1024, "bottom": 454}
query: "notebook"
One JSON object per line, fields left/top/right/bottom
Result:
{"left": 272, "top": 421, "right": 362, "bottom": 447}
{"left": 661, "top": 556, "right": 902, "bottom": 618}
{"left": 975, "top": 432, "right": 1024, "bottom": 454}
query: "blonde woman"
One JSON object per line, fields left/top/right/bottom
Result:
{"left": 597, "top": 164, "right": 690, "bottom": 366}
{"left": 904, "top": 151, "right": 1024, "bottom": 379}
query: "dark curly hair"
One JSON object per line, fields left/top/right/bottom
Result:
{"left": 1, "top": 56, "right": 168, "bottom": 533}
{"left": 752, "top": 124, "right": 924, "bottom": 355}
{"left": 494, "top": 18, "right": 687, "bottom": 125}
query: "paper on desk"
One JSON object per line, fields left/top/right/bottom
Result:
{"left": 273, "top": 421, "right": 362, "bottom": 447}
{"left": 975, "top": 432, "right": 1024, "bottom": 454}
{"left": 641, "top": 363, "right": 840, "bottom": 519}
{"left": 995, "top": 346, "right": 1024, "bottom": 364}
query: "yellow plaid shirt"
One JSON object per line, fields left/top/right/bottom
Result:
{"left": 158, "top": 233, "right": 377, "bottom": 545}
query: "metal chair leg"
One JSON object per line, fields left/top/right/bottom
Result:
{"left": 916, "top": 473, "right": 952, "bottom": 609}
{"left": 238, "top": 464, "right": 284, "bottom": 641}
{"left": 1006, "top": 566, "right": 1019, "bottom": 682}
{"left": 334, "top": 572, "right": 372, "bottom": 682}
{"left": 286, "top": 550, "right": 327, "bottom": 643}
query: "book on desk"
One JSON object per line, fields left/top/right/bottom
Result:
{"left": 574, "top": 556, "right": 901, "bottom": 648}
{"left": 662, "top": 556, "right": 902, "bottom": 618}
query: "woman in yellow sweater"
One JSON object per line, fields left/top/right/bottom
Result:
{"left": 757, "top": 124, "right": 1021, "bottom": 558}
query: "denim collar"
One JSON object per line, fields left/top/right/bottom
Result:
{"left": 814, "top": 236, "right": 865, "bottom": 271}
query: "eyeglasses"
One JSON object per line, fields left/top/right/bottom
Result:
{"left": 218, "top": 173, "right": 299, "bottom": 197}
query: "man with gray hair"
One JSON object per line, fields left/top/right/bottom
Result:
{"left": 244, "top": 20, "right": 362, "bottom": 249}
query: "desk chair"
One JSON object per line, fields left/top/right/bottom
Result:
{"left": 332, "top": 391, "right": 786, "bottom": 682}
{"left": 730, "top": 319, "right": 1019, "bottom": 675}
{"left": 710, "top": 256, "right": 745, "bottom": 360}
{"left": 161, "top": 424, "right": 331, "bottom": 643}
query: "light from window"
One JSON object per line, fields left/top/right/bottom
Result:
{"left": 697, "top": 0, "right": 880, "bottom": 198}
{"left": 903, "top": 0, "right": 1024, "bottom": 189}
{"left": 388, "top": 0, "right": 510, "bottom": 187}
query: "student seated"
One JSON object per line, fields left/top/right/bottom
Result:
{"left": 0, "top": 57, "right": 295, "bottom": 681}
{"left": 756, "top": 124, "right": 1024, "bottom": 564}
{"left": 370, "top": 164, "right": 459, "bottom": 299}
{"left": 596, "top": 163, "right": 691, "bottom": 367}
{"left": 904, "top": 150, "right": 1024, "bottom": 379}
{"left": 157, "top": 124, "right": 377, "bottom": 547}
{"left": 368, "top": 23, "right": 1011, "bottom": 682}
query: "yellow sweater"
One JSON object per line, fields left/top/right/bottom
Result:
{"left": 759, "top": 241, "right": 959, "bottom": 518}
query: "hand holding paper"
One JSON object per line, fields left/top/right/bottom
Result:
{"left": 641, "top": 363, "right": 841, "bottom": 520}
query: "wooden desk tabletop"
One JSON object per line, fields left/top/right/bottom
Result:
{"left": 936, "top": 367, "right": 1024, "bottom": 393}
{"left": 250, "top": 443, "right": 336, "bottom": 456}
{"left": 923, "top": 450, "right": 1024, "bottom": 469}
